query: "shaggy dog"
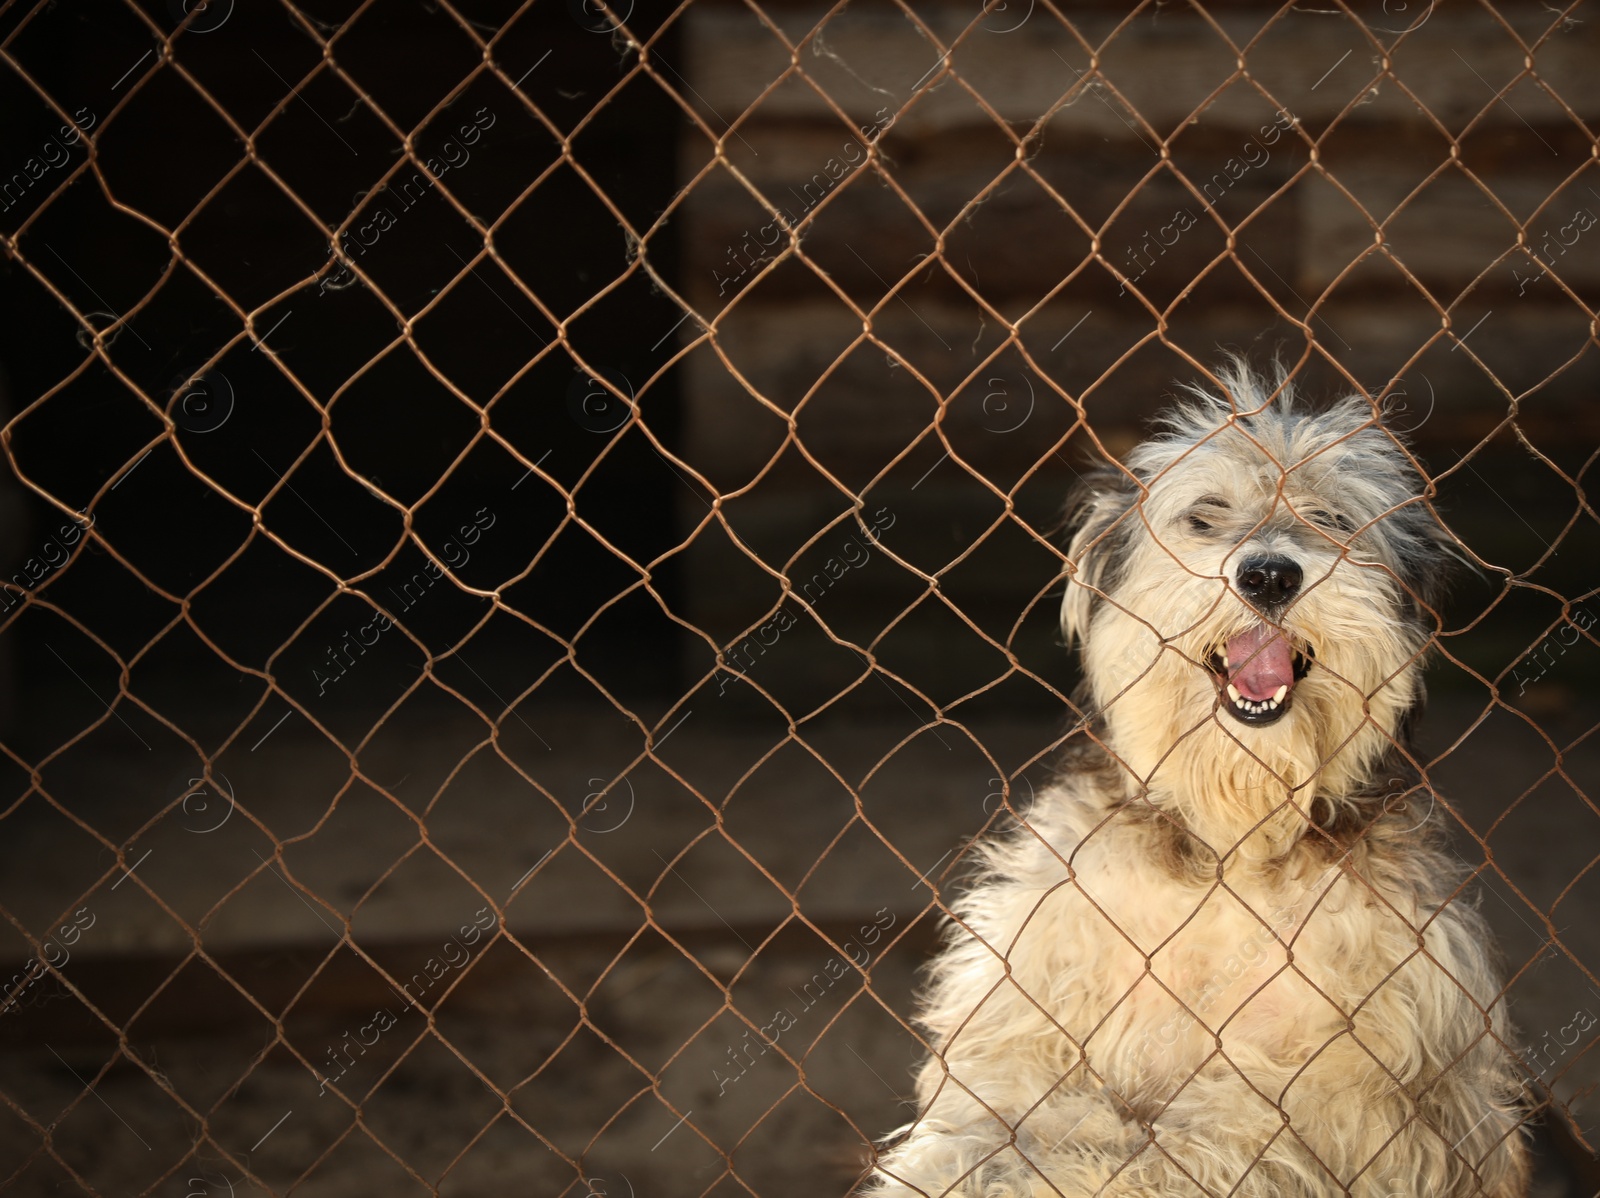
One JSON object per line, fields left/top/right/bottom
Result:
{"left": 867, "top": 363, "right": 1529, "bottom": 1197}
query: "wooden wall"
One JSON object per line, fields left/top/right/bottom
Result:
{"left": 666, "top": 0, "right": 1600, "bottom": 711}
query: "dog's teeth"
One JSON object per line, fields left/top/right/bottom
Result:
{"left": 1227, "top": 683, "right": 1242, "bottom": 703}
{"left": 1273, "top": 685, "right": 1287, "bottom": 704}
{"left": 1265, "top": 697, "right": 1279, "bottom": 710}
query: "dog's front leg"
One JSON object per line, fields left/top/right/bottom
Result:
{"left": 866, "top": 1092, "right": 1144, "bottom": 1198}
{"left": 868, "top": 1102, "right": 1336, "bottom": 1198}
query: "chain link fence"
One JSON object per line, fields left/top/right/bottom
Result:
{"left": 0, "top": 0, "right": 1597, "bottom": 1194}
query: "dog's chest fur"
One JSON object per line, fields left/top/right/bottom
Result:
{"left": 1068, "top": 859, "right": 1323, "bottom": 1104}
{"left": 953, "top": 793, "right": 1403, "bottom": 1116}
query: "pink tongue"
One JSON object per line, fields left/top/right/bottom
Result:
{"left": 1226, "top": 625, "right": 1295, "bottom": 701}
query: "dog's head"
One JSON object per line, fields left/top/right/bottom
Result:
{"left": 1061, "top": 360, "right": 1456, "bottom": 850}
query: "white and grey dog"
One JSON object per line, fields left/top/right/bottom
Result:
{"left": 868, "top": 363, "right": 1529, "bottom": 1197}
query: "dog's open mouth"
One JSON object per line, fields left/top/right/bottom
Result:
{"left": 1205, "top": 625, "right": 1314, "bottom": 726}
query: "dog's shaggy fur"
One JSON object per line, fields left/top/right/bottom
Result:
{"left": 866, "top": 363, "right": 1530, "bottom": 1197}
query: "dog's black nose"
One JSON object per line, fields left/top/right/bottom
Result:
{"left": 1236, "top": 556, "right": 1303, "bottom": 605}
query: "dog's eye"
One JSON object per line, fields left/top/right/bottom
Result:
{"left": 1187, "top": 514, "right": 1213, "bottom": 533}
{"left": 1306, "top": 509, "right": 1355, "bottom": 533}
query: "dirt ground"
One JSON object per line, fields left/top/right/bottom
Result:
{"left": 1, "top": 685, "right": 1598, "bottom": 1196}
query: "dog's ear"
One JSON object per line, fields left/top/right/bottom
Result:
{"left": 1060, "top": 467, "right": 1137, "bottom": 648}
{"left": 1391, "top": 509, "right": 1462, "bottom": 627}
{"left": 1357, "top": 414, "right": 1470, "bottom": 630}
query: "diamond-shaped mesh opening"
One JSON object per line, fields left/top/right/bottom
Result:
{"left": 3, "top": 0, "right": 1599, "bottom": 1194}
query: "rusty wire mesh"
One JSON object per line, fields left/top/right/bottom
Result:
{"left": 0, "top": 0, "right": 1598, "bottom": 1194}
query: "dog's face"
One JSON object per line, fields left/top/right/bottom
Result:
{"left": 1061, "top": 365, "right": 1453, "bottom": 847}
